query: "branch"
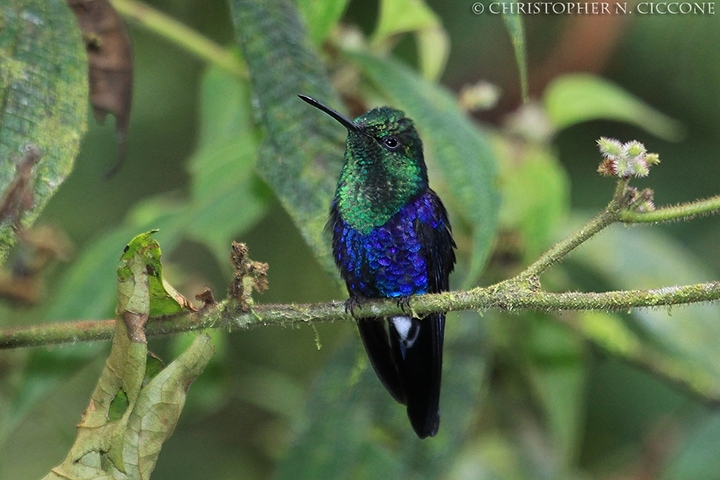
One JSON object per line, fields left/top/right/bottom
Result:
{"left": 3, "top": 176, "right": 720, "bottom": 351}
{"left": 111, "top": 0, "right": 247, "bottom": 78}
{"left": 620, "top": 194, "right": 720, "bottom": 223}
{"left": 3, "top": 280, "right": 720, "bottom": 349}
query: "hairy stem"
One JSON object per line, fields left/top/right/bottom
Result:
{"left": 620, "top": 194, "right": 720, "bottom": 223}
{"left": 519, "top": 179, "right": 629, "bottom": 280}
{"left": 3, "top": 280, "right": 720, "bottom": 349}
{"left": 111, "top": 0, "right": 247, "bottom": 77}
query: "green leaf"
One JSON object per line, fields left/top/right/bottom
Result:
{"left": 230, "top": 0, "right": 346, "bottom": 279}
{"left": 4, "top": 66, "right": 269, "bottom": 441}
{"left": 196, "top": 59, "right": 254, "bottom": 149}
{"left": 184, "top": 66, "right": 270, "bottom": 264}
{"left": 0, "top": 0, "right": 88, "bottom": 263}
{"left": 372, "top": 0, "right": 449, "bottom": 80}
{"left": 119, "top": 231, "right": 193, "bottom": 316}
{"left": 501, "top": 9, "right": 529, "bottom": 104}
{"left": 43, "top": 234, "right": 214, "bottom": 479}
{"left": 277, "top": 312, "right": 488, "bottom": 479}
{"left": 44, "top": 333, "right": 214, "bottom": 480}
{"left": 414, "top": 27, "right": 451, "bottom": 82}
{"left": 297, "top": 0, "right": 350, "bottom": 45}
{"left": 496, "top": 141, "right": 570, "bottom": 259}
{"left": 576, "top": 311, "right": 643, "bottom": 357}
{"left": 544, "top": 74, "right": 684, "bottom": 141}
{"left": 350, "top": 52, "right": 500, "bottom": 286}
{"left": 373, "top": 0, "right": 438, "bottom": 40}
{"left": 185, "top": 144, "right": 267, "bottom": 268}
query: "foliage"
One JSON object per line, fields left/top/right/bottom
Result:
{"left": 1, "top": 0, "right": 720, "bottom": 479}
{"left": 0, "top": 0, "right": 87, "bottom": 261}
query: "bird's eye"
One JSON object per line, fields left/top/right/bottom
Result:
{"left": 382, "top": 136, "right": 401, "bottom": 150}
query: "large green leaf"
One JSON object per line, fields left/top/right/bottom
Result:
{"left": 2, "top": 65, "right": 266, "bottom": 449}
{"left": 184, "top": 66, "right": 269, "bottom": 265}
{"left": 350, "top": 52, "right": 500, "bottom": 286}
{"left": 372, "top": 0, "right": 450, "bottom": 81}
{"left": 296, "top": 0, "right": 350, "bottom": 45}
{"left": 544, "top": 74, "right": 684, "bottom": 140}
{"left": 0, "top": 0, "right": 88, "bottom": 263}
{"left": 230, "top": 0, "right": 346, "bottom": 278}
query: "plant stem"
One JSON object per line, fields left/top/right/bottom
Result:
{"left": 5, "top": 175, "right": 720, "bottom": 350}
{"left": 3, "top": 280, "right": 720, "bottom": 349}
{"left": 519, "top": 181, "right": 629, "bottom": 280}
{"left": 620, "top": 194, "right": 720, "bottom": 223}
{"left": 519, "top": 208, "right": 617, "bottom": 280}
{"left": 111, "top": 0, "right": 247, "bottom": 78}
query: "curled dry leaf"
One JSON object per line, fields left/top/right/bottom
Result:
{"left": 229, "top": 241, "right": 268, "bottom": 310}
{"left": 195, "top": 287, "right": 218, "bottom": 308}
{"left": 67, "top": 0, "right": 133, "bottom": 176}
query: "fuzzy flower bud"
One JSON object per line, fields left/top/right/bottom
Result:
{"left": 597, "top": 137, "right": 623, "bottom": 159}
{"left": 596, "top": 137, "right": 660, "bottom": 178}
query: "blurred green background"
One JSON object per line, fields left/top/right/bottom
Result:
{"left": 2, "top": 0, "right": 720, "bottom": 478}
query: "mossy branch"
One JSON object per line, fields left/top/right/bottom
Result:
{"left": 2, "top": 176, "right": 720, "bottom": 351}
{"left": 3, "top": 279, "right": 720, "bottom": 350}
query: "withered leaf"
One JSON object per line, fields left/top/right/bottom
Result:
{"left": 67, "top": 0, "right": 133, "bottom": 176}
{"left": 229, "top": 241, "right": 268, "bottom": 311}
{"left": 0, "top": 145, "right": 42, "bottom": 230}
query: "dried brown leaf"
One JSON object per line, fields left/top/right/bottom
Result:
{"left": 67, "top": 0, "right": 133, "bottom": 176}
{"left": 229, "top": 242, "right": 268, "bottom": 310}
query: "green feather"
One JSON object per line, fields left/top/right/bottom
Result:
{"left": 335, "top": 107, "right": 428, "bottom": 233}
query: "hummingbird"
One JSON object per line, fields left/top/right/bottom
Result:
{"left": 299, "top": 94, "right": 456, "bottom": 438}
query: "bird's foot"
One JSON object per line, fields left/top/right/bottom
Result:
{"left": 396, "top": 296, "right": 412, "bottom": 315}
{"left": 344, "top": 297, "right": 364, "bottom": 317}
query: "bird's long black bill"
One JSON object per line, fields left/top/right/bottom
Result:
{"left": 297, "top": 94, "right": 358, "bottom": 132}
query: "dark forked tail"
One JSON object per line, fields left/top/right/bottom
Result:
{"left": 358, "top": 313, "right": 445, "bottom": 439}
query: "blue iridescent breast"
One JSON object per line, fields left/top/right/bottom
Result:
{"left": 332, "top": 192, "right": 444, "bottom": 298}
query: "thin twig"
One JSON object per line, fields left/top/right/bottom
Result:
{"left": 620, "top": 194, "right": 720, "bottom": 223}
